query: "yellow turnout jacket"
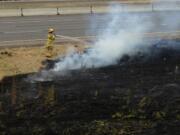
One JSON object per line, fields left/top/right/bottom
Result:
{"left": 46, "top": 33, "right": 55, "bottom": 47}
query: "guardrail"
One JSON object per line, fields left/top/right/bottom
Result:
{"left": 0, "top": 1, "right": 180, "bottom": 17}
{"left": 0, "top": 1, "right": 152, "bottom": 9}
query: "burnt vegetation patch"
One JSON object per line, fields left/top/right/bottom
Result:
{"left": 0, "top": 39, "right": 180, "bottom": 135}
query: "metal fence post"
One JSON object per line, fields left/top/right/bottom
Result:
{"left": 57, "top": 7, "right": 60, "bottom": 15}
{"left": 152, "top": 3, "right": 154, "bottom": 12}
{"left": 20, "top": 8, "right": 24, "bottom": 16}
{"left": 90, "top": 5, "right": 93, "bottom": 14}
{"left": 121, "top": 4, "right": 124, "bottom": 12}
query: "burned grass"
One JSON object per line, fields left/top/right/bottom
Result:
{"left": 0, "top": 40, "right": 180, "bottom": 134}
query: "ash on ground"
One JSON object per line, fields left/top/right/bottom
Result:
{"left": 0, "top": 40, "right": 180, "bottom": 135}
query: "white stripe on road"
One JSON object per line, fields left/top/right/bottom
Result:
{"left": 0, "top": 19, "right": 60, "bottom": 24}
{"left": 0, "top": 21, "right": 41, "bottom": 24}
{"left": 0, "top": 36, "right": 88, "bottom": 43}
{"left": 0, "top": 21, "right": 15, "bottom": 24}
{"left": 1, "top": 31, "right": 180, "bottom": 43}
{"left": 143, "top": 31, "right": 180, "bottom": 35}
{"left": 3, "top": 30, "right": 180, "bottom": 35}
{"left": 4, "top": 30, "right": 42, "bottom": 34}
{"left": 0, "top": 39, "right": 45, "bottom": 43}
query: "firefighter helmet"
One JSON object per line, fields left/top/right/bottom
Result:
{"left": 48, "top": 28, "right": 54, "bottom": 33}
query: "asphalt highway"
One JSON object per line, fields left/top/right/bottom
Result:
{"left": 0, "top": 11, "right": 180, "bottom": 43}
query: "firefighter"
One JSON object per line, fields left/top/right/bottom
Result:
{"left": 45, "top": 28, "right": 56, "bottom": 57}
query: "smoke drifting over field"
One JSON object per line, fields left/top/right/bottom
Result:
{"left": 50, "top": 1, "right": 180, "bottom": 75}
{"left": 29, "top": 1, "right": 180, "bottom": 81}
{"left": 53, "top": 6, "right": 152, "bottom": 72}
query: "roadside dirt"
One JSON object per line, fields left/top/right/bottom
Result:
{"left": 0, "top": 43, "right": 87, "bottom": 81}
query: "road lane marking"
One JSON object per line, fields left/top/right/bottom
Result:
{"left": 0, "top": 21, "right": 14, "bottom": 24}
{"left": 0, "top": 20, "right": 41, "bottom": 24}
{"left": 1, "top": 31, "right": 180, "bottom": 43}
{"left": 0, "top": 36, "right": 87, "bottom": 43}
{"left": 0, "top": 39, "right": 45, "bottom": 43}
{"left": 143, "top": 31, "right": 180, "bottom": 35}
{"left": 3, "top": 30, "right": 180, "bottom": 35}
{"left": 21, "top": 21, "right": 42, "bottom": 23}
{"left": 4, "top": 30, "right": 42, "bottom": 34}
{"left": 0, "top": 19, "right": 61, "bottom": 24}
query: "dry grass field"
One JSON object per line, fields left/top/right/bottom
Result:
{"left": 0, "top": 43, "right": 87, "bottom": 80}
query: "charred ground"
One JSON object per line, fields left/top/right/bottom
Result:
{"left": 0, "top": 39, "right": 180, "bottom": 135}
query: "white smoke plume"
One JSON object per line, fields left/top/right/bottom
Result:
{"left": 30, "top": 1, "right": 180, "bottom": 82}
{"left": 53, "top": 6, "right": 153, "bottom": 72}
{"left": 152, "top": 0, "right": 180, "bottom": 11}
